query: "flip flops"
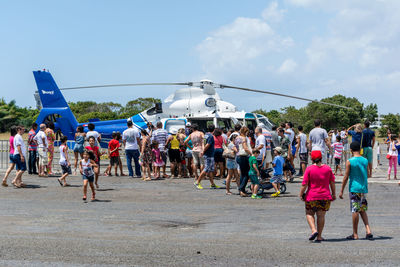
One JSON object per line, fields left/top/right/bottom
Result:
{"left": 309, "top": 232, "right": 318, "bottom": 241}
{"left": 366, "top": 233, "right": 374, "bottom": 240}
{"left": 346, "top": 235, "right": 358, "bottom": 240}
{"left": 57, "top": 179, "right": 63, "bottom": 187}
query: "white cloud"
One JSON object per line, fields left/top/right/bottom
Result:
{"left": 196, "top": 3, "right": 293, "bottom": 78}
{"left": 278, "top": 59, "right": 297, "bottom": 73}
{"left": 262, "top": 1, "right": 286, "bottom": 23}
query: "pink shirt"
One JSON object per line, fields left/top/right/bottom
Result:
{"left": 302, "top": 165, "right": 335, "bottom": 201}
{"left": 214, "top": 135, "right": 225, "bottom": 149}
{"left": 9, "top": 136, "right": 15, "bottom": 155}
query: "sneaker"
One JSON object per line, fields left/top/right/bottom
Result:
{"left": 194, "top": 182, "right": 203, "bottom": 190}
{"left": 256, "top": 195, "right": 262, "bottom": 199}
{"left": 251, "top": 194, "right": 257, "bottom": 199}
{"left": 271, "top": 191, "right": 281, "bottom": 197}
{"left": 210, "top": 184, "right": 220, "bottom": 189}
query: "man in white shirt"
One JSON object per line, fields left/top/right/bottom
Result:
{"left": 255, "top": 127, "right": 266, "bottom": 168}
{"left": 34, "top": 123, "right": 49, "bottom": 177}
{"left": 285, "top": 122, "right": 296, "bottom": 173}
{"left": 309, "top": 119, "right": 330, "bottom": 164}
{"left": 86, "top": 123, "right": 101, "bottom": 147}
{"left": 123, "top": 120, "right": 141, "bottom": 178}
{"left": 12, "top": 126, "right": 27, "bottom": 187}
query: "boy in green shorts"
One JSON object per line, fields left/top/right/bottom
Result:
{"left": 249, "top": 149, "right": 262, "bottom": 199}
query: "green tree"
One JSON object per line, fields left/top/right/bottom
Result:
{"left": 121, "top": 97, "right": 161, "bottom": 117}
{"left": 364, "top": 103, "right": 378, "bottom": 122}
{"left": 379, "top": 113, "right": 400, "bottom": 137}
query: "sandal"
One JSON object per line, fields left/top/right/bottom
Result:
{"left": 57, "top": 179, "right": 63, "bottom": 187}
{"left": 91, "top": 194, "right": 96, "bottom": 201}
{"left": 63, "top": 183, "right": 71, "bottom": 187}
{"left": 82, "top": 195, "right": 87, "bottom": 201}
{"left": 2, "top": 181, "right": 8, "bottom": 187}
{"left": 366, "top": 233, "right": 374, "bottom": 240}
{"left": 309, "top": 232, "right": 318, "bottom": 241}
{"left": 144, "top": 177, "right": 152, "bottom": 181}
{"left": 226, "top": 192, "right": 232, "bottom": 195}
{"left": 346, "top": 235, "right": 358, "bottom": 240}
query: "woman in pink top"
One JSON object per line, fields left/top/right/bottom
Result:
{"left": 213, "top": 128, "right": 226, "bottom": 178}
{"left": 2, "top": 126, "right": 17, "bottom": 186}
{"left": 299, "top": 150, "right": 336, "bottom": 242}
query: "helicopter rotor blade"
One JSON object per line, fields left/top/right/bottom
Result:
{"left": 60, "top": 82, "right": 192, "bottom": 91}
{"left": 219, "top": 84, "right": 353, "bottom": 110}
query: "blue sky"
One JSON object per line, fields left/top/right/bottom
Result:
{"left": 1, "top": 0, "right": 399, "bottom": 114}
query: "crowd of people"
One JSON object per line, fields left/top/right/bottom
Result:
{"left": 2, "top": 117, "right": 400, "bottom": 240}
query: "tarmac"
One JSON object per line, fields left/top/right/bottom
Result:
{"left": 0, "top": 162, "right": 399, "bottom": 266}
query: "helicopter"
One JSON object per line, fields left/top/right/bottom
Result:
{"left": 33, "top": 70, "right": 351, "bottom": 147}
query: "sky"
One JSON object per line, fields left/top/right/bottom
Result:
{"left": 1, "top": 0, "right": 399, "bottom": 114}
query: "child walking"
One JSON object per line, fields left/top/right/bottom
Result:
{"left": 104, "top": 132, "right": 120, "bottom": 176}
{"left": 151, "top": 141, "right": 164, "bottom": 179}
{"left": 339, "top": 141, "right": 373, "bottom": 240}
{"left": 271, "top": 147, "right": 285, "bottom": 197}
{"left": 79, "top": 151, "right": 98, "bottom": 201}
{"left": 331, "top": 136, "right": 344, "bottom": 176}
{"left": 58, "top": 136, "right": 71, "bottom": 187}
{"left": 85, "top": 136, "right": 101, "bottom": 188}
{"left": 386, "top": 134, "right": 398, "bottom": 180}
{"left": 248, "top": 149, "right": 262, "bottom": 199}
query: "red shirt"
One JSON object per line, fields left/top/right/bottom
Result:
{"left": 214, "top": 135, "right": 225, "bottom": 149}
{"left": 302, "top": 165, "right": 335, "bottom": 201}
{"left": 108, "top": 139, "right": 120, "bottom": 157}
{"left": 85, "top": 145, "right": 100, "bottom": 163}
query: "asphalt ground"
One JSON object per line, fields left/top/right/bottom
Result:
{"left": 0, "top": 162, "right": 399, "bottom": 266}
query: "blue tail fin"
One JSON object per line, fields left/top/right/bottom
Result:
{"left": 33, "top": 70, "right": 78, "bottom": 140}
{"left": 33, "top": 70, "right": 69, "bottom": 108}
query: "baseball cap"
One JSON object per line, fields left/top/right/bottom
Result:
{"left": 186, "top": 122, "right": 191, "bottom": 127}
{"left": 311, "top": 150, "right": 322, "bottom": 161}
{"left": 274, "top": 147, "right": 283, "bottom": 154}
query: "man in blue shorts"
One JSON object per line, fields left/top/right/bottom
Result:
{"left": 12, "top": 126, "right": 27, "bottom": 187}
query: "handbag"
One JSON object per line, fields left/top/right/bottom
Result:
{"left": 360, "top": 132, "right": 364, "bottom": 156}
{"left": 222, "top": 143, "right": 235, "bottom": 159}
{"left": 386, "top": 154, "right": 391, "bottom": 159}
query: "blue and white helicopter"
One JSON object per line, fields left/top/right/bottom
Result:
{"left": 33, "top": 70, "right": 350, "bottom": 147}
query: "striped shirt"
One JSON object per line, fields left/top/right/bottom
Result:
{"left": 331, "top": 142, "right": 343, "bottom": 159}
{"left": 262, "top": 129, "right": 272, "bottom": 151}
{"left": 152, "top": 128, "right": 168, "bottom": 152}
{"left": 28, "top": 129, "right": 37, "bottom": 151}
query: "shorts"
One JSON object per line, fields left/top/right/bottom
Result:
{"left": 350, "top": 192, "right": 368, "bottom": 213}
{"left": 169, "top": 149, "right": 180, "bottom": 163}
{"left": 61, "top": 164, "right": 72, "bottom": 175}
{"left": 214, "top": 148, "right": 224, "bottom": 163}
{"left": 186, "top": 149, "right": 192, "bottom": 158}
{"left": 334, "top": 157, "right": 341, "bottom": 166}
{"left": 249, "top": 173, "right": 260, "bottom": 185}
{"left": 73, "top": 144, "right": 84, "bottom": 154}
{"left": 203, "top": 155, "right": 215, "bottom": 173}
{"left": 299, "top": 153, "right": 308, "bottom": 164}
{"left": 38, "top": 147, "right": 48, "bottom": 166}
{"left": 226, "top": 159, "right": 238, "bottom": 170}
{"left": 270, "top": 174, "right": 285, "bottom": 184}
{"left": 192, "top": 151, "right": 205, "bottom": 166}
{"left": 362, "top": 147, "right": 373, "bottom": 163}
{"left": 110, "top": 156, "right": 119, "bottom": 166}
{"left": 305, "top": 200, "right": 331, "bottom": 212}
{"left": 264, "top": 150, "right": 272, "bottom": 163}
{"left": 14, "top": 154, "right": 27, "bottom": 171}
{"left": 82, "top": 175, "right": 94, "bottom": 183}
{"left": 9, "top": 154, "right": 16, "bottom": 164}
{"left": 291, "top": 145, "right": 296, "bottom": 156}
{"left": 160, "top": 151, "right": 167, "bottom": 164}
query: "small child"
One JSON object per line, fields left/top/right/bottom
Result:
{"left": 58, "top": 136, "right": 71, "bottom": 187}
{"left": 339, "top": 141, "right": 373, "bottom": 240}
{"left": 248, "top": 149, "right": 262, "bottom": 199}
{"left": 179, "top": 144, "right": 188, "bottom": 178}
{"left": 79, "top": 151, "right": 98, "bottom": 201}
{"left": 151, "top": 141, "right": 164, "bottom": 179}
{"left": 332, "top": 136, "right": 344, "bottom": 176}
{"left": 271, "top": 147, "right": 285, "bottom": 197}
{"left": 105, "top": 132, "right": 120, "bottom": 176}
{"left": 85, "top": 136, "right": 101, "bottom": 189}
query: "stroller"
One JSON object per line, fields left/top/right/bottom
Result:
{"left": 257, "top": 168, "right": 287, "bottom": 195}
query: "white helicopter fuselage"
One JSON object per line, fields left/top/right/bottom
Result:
{"left": 140, "top": 82, "right": 274, "bottom": 132}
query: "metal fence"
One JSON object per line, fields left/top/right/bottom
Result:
{"left": 0, "top": 140, "right": 128, "bottom": 172}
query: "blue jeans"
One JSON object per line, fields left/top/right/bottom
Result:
{"left": 28, "top": 150, "right": 37, "bottom": 174}
{"left": 125, "top": 149, "right": 141, "bottom": 177}
{"left": 238, "top": 156, "right": 250, "bottom": 193}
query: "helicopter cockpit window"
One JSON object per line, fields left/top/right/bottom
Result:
{"left": 258, "top": 118, "right": 273, "bottom": 131}
{"left": 146, "top": 107, "right": 157, "bottom": 116}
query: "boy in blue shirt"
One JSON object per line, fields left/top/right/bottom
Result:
{"left": 271, "top": 147, "right": 285, "bottom": 197}
{"left": 339, "top": 141, "right": 373, "bottom": 240}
